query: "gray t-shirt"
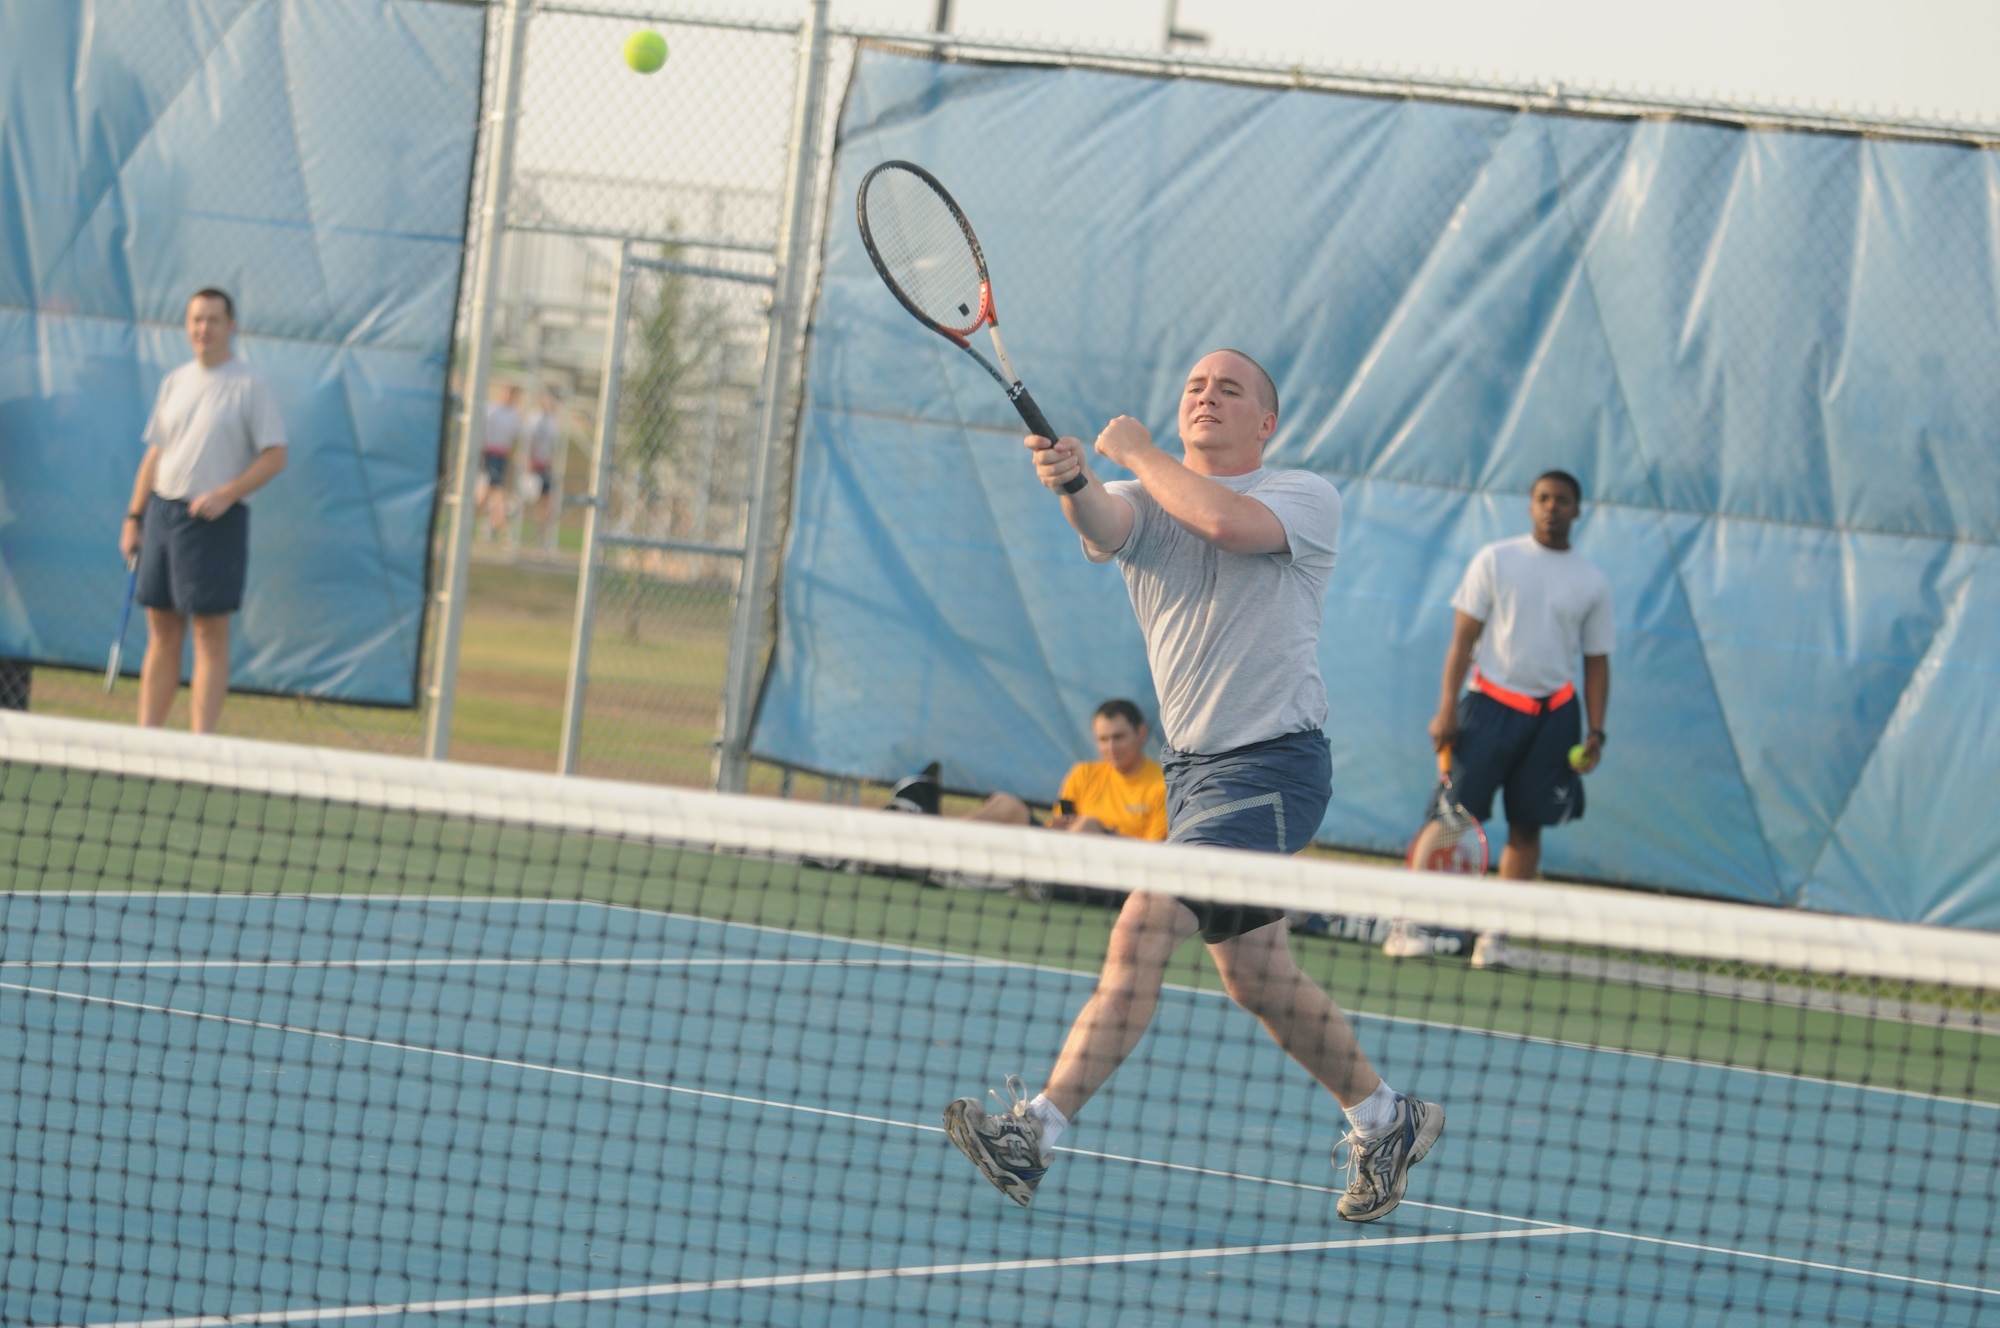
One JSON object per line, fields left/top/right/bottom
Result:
{"left": 144, "top": 358, "right": 287, "bottom": 501}
{"left": 1087, "top": 467, "right": 1342, "bottom": 755}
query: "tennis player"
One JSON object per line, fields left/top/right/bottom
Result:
{"left": 119, "top": 288, "right": 287, "bottom": 734}
{"left": 1428, "top": 471, "right": 1613, "bottom": 889}
{"left": 942, "top": 349, "right": 1442, "bottom": 1223}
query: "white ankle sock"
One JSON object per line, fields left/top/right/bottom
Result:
{"left": 1344, "top": 1082, "right": 1401, "bottom": 1138}
{"left": 1026, "top": 1094, "right": 1068, "bottom": 1162}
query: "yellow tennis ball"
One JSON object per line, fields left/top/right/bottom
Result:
{"left": 1569, "top": 744, "right": 1590, "bottom": 771}
{"left": 623, "top": 30, "right": 668, "bottom": 74}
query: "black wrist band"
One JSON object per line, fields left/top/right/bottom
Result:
{"left": 125, "top": 512, "right": 143, "bottom": 521}
{"left": 1588, "top": 728, "right": 1606, "bottom": 743}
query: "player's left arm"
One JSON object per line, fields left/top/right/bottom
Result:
{"left": 1578, "top": 653, "right": 1610, "bottom": 773}
{"left": 189, "top": 445, "right": 287, "bottom": 520}
{"left": 1092, "top": 417, "right": 1287, "bottom": 555}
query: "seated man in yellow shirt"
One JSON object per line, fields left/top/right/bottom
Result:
{"left": 969, "top": 699, "right": 1168, "bottom": 840}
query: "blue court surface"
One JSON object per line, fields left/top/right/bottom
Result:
{"left": 2, "top": 893, "right": 1993, "bottom": 1327}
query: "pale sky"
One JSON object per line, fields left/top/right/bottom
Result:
{"left": 799, "top": 0, "right": 2000, "bottom": 126}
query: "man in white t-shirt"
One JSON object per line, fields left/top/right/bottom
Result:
{"left": 118, "top": 289, "right": 287, "bottom": 734}
{"left": 477, "top": 383, "right": 523, "bottom": 539}
{"left": 1429, "top": 470, "right": 1614, "bottom": 883}
{"left": 941, "top": 350, "right": 1442, "bottom": 1225}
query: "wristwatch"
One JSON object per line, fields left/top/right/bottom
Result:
{"left": 1588, "top": 728, "right": 1607, "bottom": 744}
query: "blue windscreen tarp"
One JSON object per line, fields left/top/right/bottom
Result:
{"left": 755, "top": 49, "right": 2000, "bottom": 928}
{"left": 0, "top": 0, "right": 483, "bottom": 703}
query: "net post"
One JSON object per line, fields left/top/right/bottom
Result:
{"left": 558, "top": 240, "right": 635, "bottom": 776}
{"left": 423, "top": 0, "right": 533, "bottom": 762}
{"left": 714, "top": 0, "right": 833, "bottom": 793}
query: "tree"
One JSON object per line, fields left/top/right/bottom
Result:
{"left": 615, "top": 249, "right": 722, "bottom": 535}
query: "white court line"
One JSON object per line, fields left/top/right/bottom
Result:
{"left": 0, "top": 957, "right": 988, "bottom": 972}
{"left": 0, "top": 978, "right": 927, "bottom": 1135}
{"left": 19, "top": 889, "right": 1992, "bottom": 1112}
{"left": 5, "top": 977, "right": 1994, "bottom": 1305}
{"left": 58, "top": 1226, "right": 1583, "bottom": 1328}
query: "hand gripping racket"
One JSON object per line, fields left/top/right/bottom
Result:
{"left": 104, "top": 555, "right": 138, "bottom": 694}
{"left": 1406, "top": 745, "right": 1488, "bottom": 874}
{"left": 856, "top": 160, "right": 1086, "bottom": 495}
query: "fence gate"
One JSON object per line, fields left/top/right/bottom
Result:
{"left": 558, "top": 241, "right": 776, "bottom": 786}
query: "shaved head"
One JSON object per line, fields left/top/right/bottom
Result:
{"left": 1211, "top": 348, "right": 1278, "bottom": 418}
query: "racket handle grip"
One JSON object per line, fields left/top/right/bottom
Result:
{"left": 1010, "top": 387, "right": 1087, "bottom": 495}
{"left": 1438, "top": 745, "right": 1453, "bottom": 775}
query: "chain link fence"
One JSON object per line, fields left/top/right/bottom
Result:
{"left": 565, "top": 250, "right": 768, "bottom": 785}
{"left": 25, "top": 0, "right": 1995, "bottom": 808}
{"left": 486, "top": 6, "right": 810, "bottom": 788}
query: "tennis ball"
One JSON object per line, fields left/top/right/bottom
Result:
{"left": 1568, "top": 744, "right": 1590, "bottom": 771}
{"left": 623, "top": 30, "right": 668, "bottom": 74}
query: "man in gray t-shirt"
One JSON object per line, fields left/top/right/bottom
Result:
{"left": 118, "top": 289, "right": 287, "bottom": 734}
{"left": 943, "top": 350, "right": 1442, "bottom": 1225}
{"left": 1089, "top": 460, "right": 1338, "bottom": 756}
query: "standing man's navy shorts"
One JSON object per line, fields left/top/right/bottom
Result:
{"left": 1450, "top": 691, "right": 1585, "bottom": 827}
{"left": 1162, "top": 729, "right": 1332, "bottom": 942}
{"left": 137, "top": 495, "right": 250, "bottom": 617}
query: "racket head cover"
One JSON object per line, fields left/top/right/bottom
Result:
{"left": 856, "top": 161, "right": 991, "bottom": 342}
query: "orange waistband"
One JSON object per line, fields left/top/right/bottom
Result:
{"left": 1473, "top": 668, "right": 1575, "bottom": 716}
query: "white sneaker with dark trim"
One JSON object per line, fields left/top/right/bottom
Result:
{"left": 1335, "top": 1094, "right": 1444, "bottom": 1222}
{"left": 942, "top": 1075, "right": 1049, "bottom": 1207}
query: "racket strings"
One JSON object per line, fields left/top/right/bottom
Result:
{"left": 862, "top": 172, "right": 986, "bottom": 333}
{"left": 1411, "top": 800, "right": 1485, "bottom": 874}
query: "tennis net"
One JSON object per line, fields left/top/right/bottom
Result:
{"left": 2, "top": 712, "right": 1994, "bottom": 1328}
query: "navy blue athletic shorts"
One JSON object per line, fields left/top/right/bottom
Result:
{"left": 1450, "top": 690, "right": 1585, "bottom": 828}
{"left": 136, "top": 496, "right": 249, "bottom": 617}
{"left": 482, "top": 452, "right": 509, "bottom": 487}
{"left": 1162, "top": 729, "right": 1331, "bottom": 943}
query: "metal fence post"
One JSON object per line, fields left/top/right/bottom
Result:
{"left": 557, "top": 241, "right": 635, "bottom": 775}
{"left": 423, "top": 0, "right": 531, "bottom": 761}
{"left": 713, "top": 0, "right": 832, "bottom": 793}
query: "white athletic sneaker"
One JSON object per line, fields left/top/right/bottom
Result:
{"left": 1335, "top": 1094, "right": 1444, "bottom": 1222}
{"left": 1469, "top": 931, "right": 1507, "bottom": 969}
{"left": 1382, "top": 921, "right": 1474, "bottom": 959}
{"left": 942, "top": 1075, "right": 1049, "bottom": 1207}
{"left": 1381, "top": 919, "right": 1434, "bottom": 958}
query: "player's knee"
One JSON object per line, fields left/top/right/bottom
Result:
{"left": 983, "top": 792, "right": 1029, "bottom": 821}
{"left": 1220, "top": 963, "right": 1294, "bottom": 1019}
{"left": 1214, "top": 939, "right": 1301, "bottom": 1017}
{"left": 144, "top": 610, "right": 185, "bottom": 649}
{"left": 1105, "top": 893, "right": 1194, "bottom": 962}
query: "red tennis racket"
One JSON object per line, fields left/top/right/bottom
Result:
{"left": 855, "top": 160, "right": 1084, "bottom": 494}
{"left": 1407, "top": 746, "right": 1488, "bottom": 874}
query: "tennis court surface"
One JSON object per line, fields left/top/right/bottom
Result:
{"left": 3, "top": 714, "right": 1995, "bottom": 1327}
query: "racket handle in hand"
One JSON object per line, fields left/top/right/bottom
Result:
{"left": 1010, "top": 387, "right": 1087, "bottom": 495}
{"left": 1437, "top": 745, "right": 1453, "bottom": 776}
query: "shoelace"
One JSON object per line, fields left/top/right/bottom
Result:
{"left": 1334, "top": 1113, "right": 1409, "bottom": 1196}
{"left": 987, "top": 1072, "right": 1033, "bottom": 1121}
{"left": 1333, "top": 1129, "right": 1370, "bottom": 1195}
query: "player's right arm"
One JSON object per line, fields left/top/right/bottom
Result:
{"left": 1429, "top": 611, "right": 1484, "bottom": 751}
{"left": 1025, "top": 433, "right": 1134, "bottom": 555}
{"left": 120, "top": 446, "right": 162, "bottom": 562}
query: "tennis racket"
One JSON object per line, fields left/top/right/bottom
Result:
{"left": 1406, "top": 745, "right": 1488, "bottom": 874}
{"left": 855, "top": 160, "right": 1085, "bottom": 495}
{"left": 104, "top": 555, "right": 137, "bottom": 694}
